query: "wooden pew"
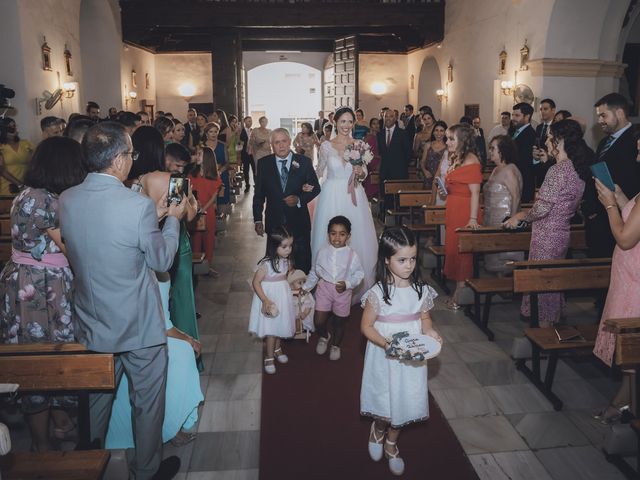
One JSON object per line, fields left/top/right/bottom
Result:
{"left": 0, "top": 195, "right": 15, "bottom": 215}
{"left": 457, "top": 225, "right": 587, "bottom": 340}
{"left": 512, "top": 258, "right": 611, "bottom": 410}
{"left": 381, "top": 179, "right": 425, "bottom": 222}
{"left": 392, "top": 190, "right": 431, "bottom": 226}
{"left": 0, "top": 214, "right": 10, "bottom": 236}
{"left": 0, "top": 342, "right": 114, "bottom": 478}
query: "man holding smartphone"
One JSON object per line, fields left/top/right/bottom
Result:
{"left": 532, "top": 98, "right": 556, "bottom": 187}
{"left": 60, "top": 122, "right": 187, "bottom": 480}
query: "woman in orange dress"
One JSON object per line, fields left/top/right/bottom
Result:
{"left": 439, "top": 124, "right": 483, "bottom": 309}
{"left": 189, "top": 146, "right": 223, "bottom": 276}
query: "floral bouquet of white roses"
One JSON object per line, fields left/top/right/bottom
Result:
{"left": 343, "top": 140, "right": 373, "bottom": 206}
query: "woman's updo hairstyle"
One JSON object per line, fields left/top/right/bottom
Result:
{"left": 334, "top": 107, "right": 356, "bottom": 123}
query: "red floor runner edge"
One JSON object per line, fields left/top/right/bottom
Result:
{"left": 259, "top": 305, "right": 480, "bottom": 480}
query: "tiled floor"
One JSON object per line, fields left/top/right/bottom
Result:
{"left": 2, "top": 190, "right": 631, "bottom": 480}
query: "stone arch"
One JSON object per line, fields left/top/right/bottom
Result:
{"left": 417, "top": 56, "right": 442, "bottom": 119}
{"left": 79, "top": 0, "right": 122, "bottom": 109}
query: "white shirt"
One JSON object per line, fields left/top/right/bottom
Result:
{"left": 385, "top": 125, "right": 396, "bottom": 144}
{"left": 304, "top": 244, "right": 364, "bottom": 290}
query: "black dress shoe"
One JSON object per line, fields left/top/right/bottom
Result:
{"left": 152, "top": 456, "right": 181, "bottom": 480}
{"left": 196, "top": 312, "right": 202, "bottom": 319}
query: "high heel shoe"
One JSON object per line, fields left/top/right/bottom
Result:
{"left": 593, "top": 404, "right": 630, "bottom": 425}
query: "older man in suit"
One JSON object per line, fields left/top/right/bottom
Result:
{"left": 253, "top": 128, "right": 321, "bottom": 273}
{"left": 377, "top": 109, "right": 411, "bottom": 214}
{"left": 60, "top": 122, "right": 186, "bottom": 480}
{"left": 584, "top": 93, "right": 640, "bottom": 258}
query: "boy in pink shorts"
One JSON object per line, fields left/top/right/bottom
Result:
{"left": 304, "top": 216, "right": 364, "bottom": 360}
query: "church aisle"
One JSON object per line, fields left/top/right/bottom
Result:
{"left": 139, "top": 190, "right": 625, "bottom": 480}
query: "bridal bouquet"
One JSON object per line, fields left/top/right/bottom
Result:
{"left": 343, "top": 140, "right": 374, "bottom": 206}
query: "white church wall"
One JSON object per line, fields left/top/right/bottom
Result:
{"left": 358, "top": 53, "right": 408, "bottom": 120}
{"left": 120, "top": 44, "right": 156, "bottom": 114}
{"left": 155, "top": 53, "right": 213, "bottom": 120}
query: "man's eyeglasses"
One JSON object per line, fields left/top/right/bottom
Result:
{"left": 120, "top": 150, "right": 140, "bottom": 161}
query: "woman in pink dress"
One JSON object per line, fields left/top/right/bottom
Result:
{"left": 592, "top": 136, "right": 640, "bottom": 423}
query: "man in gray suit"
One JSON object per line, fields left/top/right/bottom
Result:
{"left": 60, "top": 122, "right": 186, "bottom": 480}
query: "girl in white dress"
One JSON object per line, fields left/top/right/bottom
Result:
{"left": 360, "top": 226, "right": 442, "bottom": 476}
{"left": 249, "top": 226, "right": 296, "bottom": 374}
{"left": 311, "top": 107, "right": 378, "bottom": 302}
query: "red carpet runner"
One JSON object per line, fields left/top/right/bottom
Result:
{"left": 259, "top": 306, "right": 480, "bottom": 480}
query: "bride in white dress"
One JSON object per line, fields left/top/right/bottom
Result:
{"left": 311, "top": 107, "right": 378, "bottom": 301}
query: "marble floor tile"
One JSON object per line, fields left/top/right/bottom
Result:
{"left": 199, "top": 375, "right": 211, "bottom": 396}
{"left": 187, "top": 470, "right": 259, "bottom": 480}
{"left": 189, "top": 431, "right": 260, "bottom": 471}
{"left": 431, "top": 387, "right": 500, "bottom": 419}
{"left": 437, "top": 324, "right": 489, "bottom": 343}
{"left": 428, "top": 361, "right": 481, "bottom": 390}
{"left": 452, "top": 341, "right": 510, "bottom": 363}
{"left": 448, "top": 416, "right": 528, "bottom": 454}
{"left": 209, "top": 351, "right": 263, "bottom": 375}
{"left": 206, "top": 374, "right": 262, "bottom": 401}
{"left": 223, "top": 293, "right": 254, "bottom": 318}
{"left": 563, "top": 409, "right": 612, "bottom": 448}
{"left": 508, "top": 412, "right": 589, "bottom": 449}
{"left": 199, "top": 334, "right": 219, "bottom": 354}
{"left": 490, "top": 321, "right": 527, "bottom": 341}
{"left": 430, "top": 343, "right": 465, "bottom": 364}
{"left": 535, "top": 445, "right": 627, "bottom": 480}
{"left": 485, "top": 384, "right": 554, "bottom": 414}
{"left": 215, "top": 333, "right": 262, "bottom": 353}
{"left": 550, "top": 379, "right": 608, "bottom": 410}
{"left": 163, "top": 436, "right": 196, "bottom": 472}
{"left": 467, "top": 360, "right": 529, "bottom": 386}
{"left": 198, "top": 399, "right": 261, "bottom": 432}
{"left": 209, "top": 316, "right": 251, "bottom": 335}
{"left": 469, "top": 451, "right": 552, "bottom": 480}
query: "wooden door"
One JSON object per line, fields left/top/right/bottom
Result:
{"left": 333, "top": 36, "right": 358, "bottom": 109}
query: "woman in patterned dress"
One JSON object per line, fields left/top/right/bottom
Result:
{"left": 0, "top": 137, "right": 86, "bottom": 451}
{"left": 592, "top": 136, "right": 640, "bottom": 423}
{"left": 249, "top": 116, "right": 272, "bottom": 163}
{"left": 504, "top": 119, "right": 590, "bottom": 326}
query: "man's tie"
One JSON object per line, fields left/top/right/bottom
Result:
{"left": 386, "top": 128, "right": 391, "bottom": 147}
{"left": 540, "top": 123, "right": 548, "bottom": 143}
{"left": 279, "top": 159, "right": 289, "bottom": 191}
{"left": 599, "top": 135, "right": 615, "bottom": 159}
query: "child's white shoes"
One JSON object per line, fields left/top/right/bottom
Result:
{"left": 274, "top": 347, "right": 289, "bottom": 364}
{"left": 263, "top": 358, "right": 276, "bottom": 375}
{"left": 316, "top": 335, "right": 330, "bottom": 355}
{"left": 329, "top": 345, "right": 341, "bottom": 361}
{"left": 384, "top": 439, "right": 405, "bottom": 476}
{"left": 368, "top": 422, "right": 384, "bottom": 462}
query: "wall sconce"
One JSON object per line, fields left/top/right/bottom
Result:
{"left": 62, "top": 82, "right": 77, "bottom": 99}
{"left": 178, "top": 83, "right": 196, "bottom": 101}
{"left": 436, "top": 88, "right": 447, "bottom": 102}
{"left": 500, "top": 80, "right": 514, "bottom": 96}
{"left": 125, "top": 90, "right": 137, "bottom": 109}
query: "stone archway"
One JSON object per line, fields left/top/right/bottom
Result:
{"left": 417, "top": 56, "right": 442, "bottom": 120}
{"left": 79, "top": 0, "right": 122, "bottom": 109}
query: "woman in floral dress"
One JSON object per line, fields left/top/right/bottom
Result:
{"left": 0, "top": 136, "right": 86, "bottom": 451}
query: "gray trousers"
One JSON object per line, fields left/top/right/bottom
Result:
{"left": 90, "top": 343, "right": 168, "bottom": 480}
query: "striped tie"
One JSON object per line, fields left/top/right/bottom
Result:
{"left": 599, "top": 136, "right": 614, "bottom": 159}
{"left": 279, "top": 160, "right": 289, "bottom": 190}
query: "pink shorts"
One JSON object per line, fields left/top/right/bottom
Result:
{"left": 315, "top": 279, "right": 352, "bottom": 317}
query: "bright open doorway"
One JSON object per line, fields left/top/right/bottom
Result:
{"left": 247, "top": 62, "right": 322, "bottom": 135}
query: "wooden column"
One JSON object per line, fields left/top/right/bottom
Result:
{"left": 211, "top": 32, "right": 243, "bottom": 116}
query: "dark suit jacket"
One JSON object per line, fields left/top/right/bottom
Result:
{"left": 314, "top": 118, "right": 328, "bottom": 139}
{"left": 183, "top": 122, "right": 199, "bottom": 148}
{"left": 405, "top": 115, "right": 417, "bottom": 141}
{"left": 475, "top": 128, "right": 487, "bottom": 165}
{"left": 240, "top": 127, "right": 251, "bottom": 161}
{"left": 583, "top": 126, "right": 640, "bottom": 257}
{"left": 252, "top": 153, "right": 321, "bottom": 237}
{"left": 377, "top": 126, "right": 411, "bottom": 181}
{"left": 534, "top": 122, "right": 554, "bottom": 187}
{"left": 513, "top": 125, "right": 537, "bottom": 202}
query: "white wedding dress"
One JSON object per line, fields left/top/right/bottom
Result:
{"left": 311, "top": 141, "right": 378, "bottom": 301}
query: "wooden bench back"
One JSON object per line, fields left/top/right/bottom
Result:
{"left": 398, "top": 191, "right": 431, "bottom": 208}
{"left": 457, "top": 226, "right": 586, "bottom": 254}
{"left": 512, "top": 259, "right": 611, "bottom": 294}
{"left": 0, "top": 214, "right": 10, "bottom": 236}
{"left": 0, "top": 195, "right": 15, "bottom": 215}
{"left": 603, "top": 317, "right": 640, "bottom": 367}
{"left": 0, "top": 343, "right": 115, "bottom": 391}
{"left": 383, "top": 180, "right": 425, "bottom": 195}
{"left": 424, "top": 206, "right": 446, "bottom": 225}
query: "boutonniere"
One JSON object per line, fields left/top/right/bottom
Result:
{"left": 291, "top": 160, "right": 300, "bottom": 170}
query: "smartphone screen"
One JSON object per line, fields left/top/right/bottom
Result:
{"left": 167, "top": 175, "right": 189, "bottom": 205}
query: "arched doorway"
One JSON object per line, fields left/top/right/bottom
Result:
{"left": 79, "top": 0, "right": 122, "bottom": 109}
{"left": 247, "top": 62, "right": 322, "bottom": 134}
{"left": 417, "top": 56, "right": 442, "bottom": 120}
